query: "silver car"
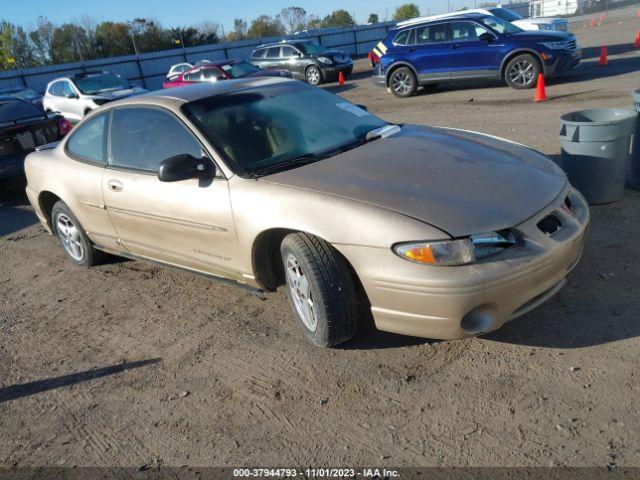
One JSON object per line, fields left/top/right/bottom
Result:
{"left": 42, "top": 71, "right": 146, "bottom": 122}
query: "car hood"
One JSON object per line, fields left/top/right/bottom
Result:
{"left": 510, "top": 30, "right": 572, "bottom": 41}
{"left": 260, "top": 125, "right": 567, "bottom": 237}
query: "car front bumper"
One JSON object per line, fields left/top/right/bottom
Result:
{"left": 321, "top": 62, "right": 353, "bottom": 78}
{"left": 543, "top": 49, "right": 582, "bottom": 76}
{"left": 335, "top": 186, "right": 589, "bottom": 340}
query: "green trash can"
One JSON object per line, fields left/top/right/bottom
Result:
{"left": 629, "top": 89, "right": 640, "bottom": 189}
{"left": 559, "top": 108, "right": 637, "bottom": 204}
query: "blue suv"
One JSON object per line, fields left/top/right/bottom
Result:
{"left": 373, "top": 14, "right": 581, "bottom": 97}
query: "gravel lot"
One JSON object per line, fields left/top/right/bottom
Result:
{"left": 1, "top": 8, "right": 640, "bottom": 470}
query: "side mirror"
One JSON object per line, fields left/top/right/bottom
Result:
{"left": 66, "top": 92, "right": 79, "bottom": 99}
{"left": 158, "top": 154, "right": 214, "bottom": 182}
{"left": 479, "top": 32, "right": 494, "bottom": 43}
{"left": 356, "top": 104, "right": 368, "bottom": 111}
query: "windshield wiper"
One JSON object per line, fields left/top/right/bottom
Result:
{"left": 248, "top": 152, "right": 331, "bottom": 178}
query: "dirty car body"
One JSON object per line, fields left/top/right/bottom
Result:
{"left": 24, "top": 78, "right": 589, "bottom": 346}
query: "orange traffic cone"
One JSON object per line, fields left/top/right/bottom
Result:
{"left": 600, "top": 13, "right": 606, "bottom": 22}
{"left": 338, "top": 71, "right": 345, "bottom": 86}
{"left": 598, "top": 45, "right": 608, "bottom": 66}
{"left": 636, "top": 9, "right": 640, "bottom": 18}
{"left": 634, "top": 31, "right": 640, "bottom": 48}
{"left": 590, "top": 18, "right": 596, "bottom": 27}
{"left": 534, "top": 73, "right": 547, "bottom": 102}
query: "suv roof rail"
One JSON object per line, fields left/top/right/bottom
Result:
{"left": 396, "top": 10, "right": 478, "bottom": 27}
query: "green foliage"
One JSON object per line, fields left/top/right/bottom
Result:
{"left": 393, "top": 3, "right": 421, "bottom": 21}
{"left": 368, "top": 13, "right": 380, "bottom": 24}
{"left": 247, "top": 15, "right": 285, "bottom": 39}
{"left": 322, "top": 9, "right": 355, "bottom": 28}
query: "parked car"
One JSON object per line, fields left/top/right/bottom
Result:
{"left": 397, "top": 6, "right": 569, "bottom": 32}
{"left": 24, "top": 78, "right": 588, "bottom": 347}
{"left": 166, "top": 62, "right": 193, "bottom": 82}
{"left": 163, "top": 60, "right": 292, "bottom": 88}
{"left": 250, "top": 40, "right": 353, "bottom": 85}
{"left": 43, "top": 71, "right": 146, "bottom": 121}
{"left": 373, "top": 13, "right": 581, "bottom": 97}
{"left": 0, "top": 87, "right": 44, "bottom": 110}
{"left": 0, "top": 96, "right": 71, "bottom": 189}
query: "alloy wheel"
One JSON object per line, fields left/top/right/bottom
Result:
{"left": 307, "top": 67, "right": 320, "bottom": 85}
{"left": 508, "top": 60, "right": 535, "bottom": 87}
{"left": 391, "top": 71, "right": 413, "bottom": 96}
{"left": 55, "top": 213, "right": 85, "bottom": 261}
{"left": 285, "top": 253, "right": 318, "bottom": 332}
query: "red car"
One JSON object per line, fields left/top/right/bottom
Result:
{"left": 163, "top": 60, "right": 292, "bottom": 88}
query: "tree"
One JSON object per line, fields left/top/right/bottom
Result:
{"left": 247, "top": 15, "right": 284, "bottom": 39}
{"left": 94, "top": 22, "right": 133, "bottom": 57}
{"left": 279, "top": 6, "right": 307, "bottom": 34}
{"left": 306, "top": 15, "right": 322, "bottom": 29}
{"left": 367, "top": 13, "right": 380, "bottom": 24}
{"left": 322, "top": 10, "right": 355, "bottom": 28}
{"left": 393, "top": 3, "right": 421, "bottom": 21}
{"left": 0, "top": 22, "right": 36, "bottom": 69}
{"left": 51, "top": 23, "right": 91, "bottom": 63}
{"left": 197, "top": 21, "right": 221, "bottom": 44}
{"left": 226, "top": 18, "right": 247, "bottom": 41}
{"left": 29, "top": 16, "right": 55, "bottom": 65}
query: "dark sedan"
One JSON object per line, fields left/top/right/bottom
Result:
{"left": 0, "top": 87, "right": 44, "bottom": 111}
{"left": 0, "top": 96, "right": 71, "bottom": 189}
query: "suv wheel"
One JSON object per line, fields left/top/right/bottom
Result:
{"left": 504, "top": 54, "right": 540, "bottom": 89}
{"left": 51, "top": 201, "right": 105, "bottom": 267}
{"left": 305, "top": 65, "right": 322, "bottom": 85}
{"left": 389, "top": 67, "right": 417, "bottom": 97}
{"left": 280, "top": 233, "right": 358, "bottom": 347}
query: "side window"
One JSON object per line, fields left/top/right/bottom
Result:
{"left": 451, "top": 22, "right": 482, "bottom": 41}
{"left": 415, "top": 24, "right": 450, "bottom": 44}
{"left": 60, "top": 81, "right": 74, "bottom": 96}
{"left": 265, "top": 47, "right": 281, "bottom": 58}
{"left": 393, "top": 29, "right": 411, "bottom": 45}
{"left": 66, "top": 113, "right": 108, "bottom": 163}
{"left": 110, "top": 107, "right": 202, "bottom": 172}
{"left": 281, "top": 46, "right": 297, "bottom": 58}
{"left": 183, "top": 69, "right": 202, "bottom": 81}
{"left": 202, "top": 68, "right": 225, "bottom": 81}
{"left": 251, "top": 48, "right": 266, "bottom": 59}
{"left": 49, "top": 82, "right": 62, "bottom": 96}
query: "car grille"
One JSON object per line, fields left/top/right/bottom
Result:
{"left": 334, "top": 55, "right": 349, "bottom": 63}
{"left": 567, "top": 40, "right": 577, "bottom": 49}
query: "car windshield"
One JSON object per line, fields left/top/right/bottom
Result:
{"left": 488, "top": 7, "right": 522, "bottom": 21}
{"left": 296, "top": 42, "right": 327, "bottom": 55}
{"left": 219, "top": 61, "right": 261, "bottom": 78}
{"left": 183, "top": 82, "right": 387, "bottom": 176}
{"left": 480, "top": 15, "right": 523, "bottom": 34}
{"left": 74, "top": 74, "right": 131, "bottom": 95}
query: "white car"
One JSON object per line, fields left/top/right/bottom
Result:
{"left": 398, "top": 6, "right": 569, "bottom": 32}
{"left": 166, "top": 63, "right": 193, "bottom": 82}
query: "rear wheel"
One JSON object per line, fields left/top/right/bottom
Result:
{"left": 389, "top": 67, "right": 417, "bottom": 98}
{"left": 305, "top": 65, "right": 323, "bottom": 85}
{"left": 504, "top": 54, "right": 540, "bottom": 89}
{"left": 51, "top": 201, "right": 104, "bottom": 267}
{"left": 280, "top": 233, "right": 358, "bottom": 347}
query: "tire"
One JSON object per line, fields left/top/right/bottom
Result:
{"left": 280, "top": 233, "right": 358, "bottom": 347}
{"left": 51, "top": 201, "right": 105, "bottom": 267}
{"left": 388, "top": 66, "right": 417, "bottom": 98}
{"left": 305, "top": 65, "right": 323, "bottom": 86}
{"left": 504, "top": 54, "right": 540, "bottom": 89}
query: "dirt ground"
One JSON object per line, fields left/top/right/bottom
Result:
{"left": 1, "top": 7, "right": 640, "bottom": 470}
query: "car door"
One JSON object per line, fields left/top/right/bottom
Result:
{"left": 409, "top": 23, "right": 454, "bottom": 82}
{"left": 60, "top": 81, "right": 84, "bottom": 121}
{"left": 46, "top": 81, "right": 73, "bottom": 119}
{"left": 449, "top": 21, "right": 503, "bottom": 79}
{"left": 62, "top": 112, "right": 120, "bottom": 250}
{"left": 101, "top": 105, "right": 240, "bottom": 280}
{"left": 261, "top": 47, "right": 283, "bottom": 69}
{"left": 201, "top": 67, "right": 226, "bottom": 82}
{"left": 182, "top": 68, "right": 203, "bottom": 84}
{"left": 250, "top": 48, "right": 268, "bottom": 68}
{"left": 280, "top": 45, "right": 304, "bottom": 79}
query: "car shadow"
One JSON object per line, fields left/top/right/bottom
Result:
{"left": 0, "top": 359, "right": 161, "bottom": 403}
{"left": 485, "top": 189, "right": 640, "bottom": 349}
{"left": 0, "top": 189, "right": 37, "bottom": 237}
{"left": 323, "top": 83, "right": 358, "bottom": 94}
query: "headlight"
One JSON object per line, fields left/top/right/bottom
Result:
{"left": 393, "top": 239, "right": 475, "bottom": 266}
{"left": 394, "top": 231, "right": 516, "bottom": 266}
{"left": 317, "top": 56, "right": 333, "bottom": 65}
{"left": 540, "top": 41, "right": 570, "bottom": 50}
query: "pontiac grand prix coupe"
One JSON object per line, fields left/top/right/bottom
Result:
{"left": 24, "top": 78, "right": 589, "bottom": 347}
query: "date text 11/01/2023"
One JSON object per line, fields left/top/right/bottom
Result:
{"left": 232, "top": 468, "right": 400, "bottom": 477}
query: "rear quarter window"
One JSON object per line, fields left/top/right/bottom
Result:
{"left": 393, "top": 29, "right": 412, "bottom": 45}
{"left": 251, "top": 49, "right": 267, "bottom": 59}
{"left": 66, "top": 113, "right": 108, "bottom": 164}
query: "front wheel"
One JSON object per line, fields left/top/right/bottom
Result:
{"left": 504, "top": 54, "right": 540, "bottom": 89}
{"left": 389, "top": 67, "right": 417, "bottom": 98}
{"left": 281, "top": 233, "right": 358, "bottom": 347}
{"left": 305, "top": 65, "right": 323, "bottom": 85}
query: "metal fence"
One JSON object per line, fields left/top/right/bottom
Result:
{"left": 0, "top": 21, "right": 398, "bottom": 93}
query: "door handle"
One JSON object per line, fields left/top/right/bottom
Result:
{"left": 451, "top": 44, "right": 460, "bottom": 49}
{"left": 107, "top": 179, "right": 123, "bottom": 192}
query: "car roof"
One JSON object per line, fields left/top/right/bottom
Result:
{"left": 107, "top": 76, "right": 295, "bottom": 109}
{"left": 257, "top": 39, "right": 312, "bottom": 49}
{"left": 396, "top": 12, "right": 488, "bottom": 29}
